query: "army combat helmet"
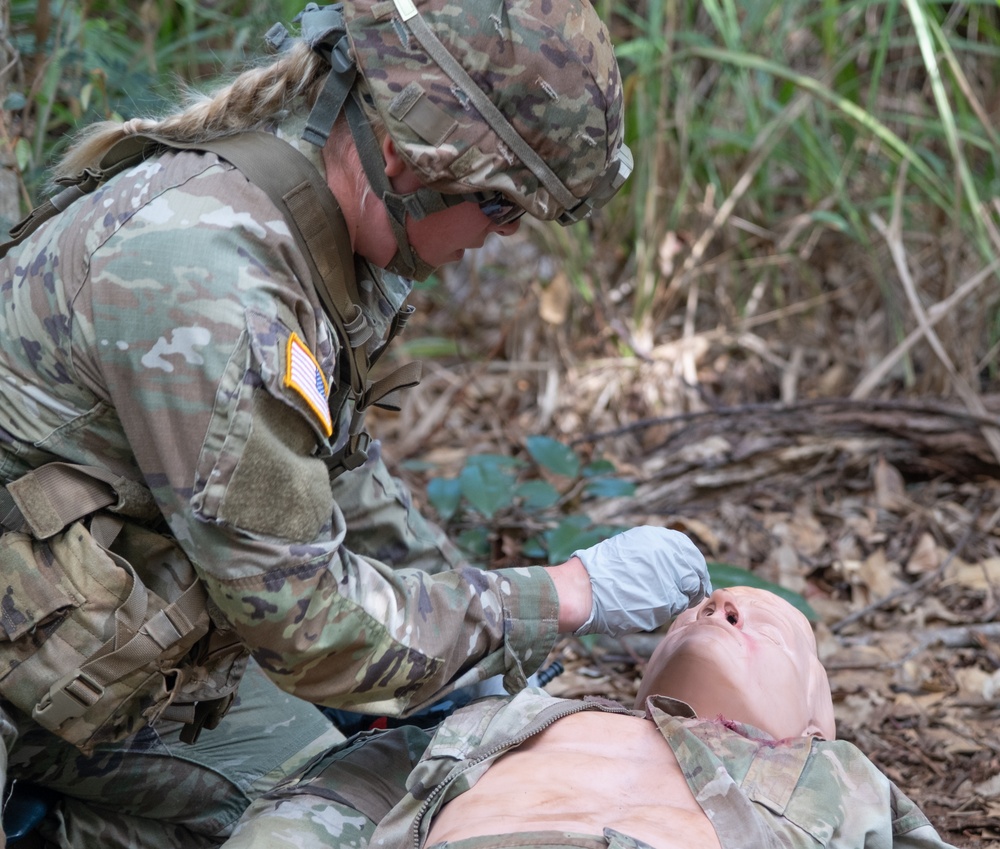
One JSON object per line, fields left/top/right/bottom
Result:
{"left": 272, "top": 0, "right": 632, "bottom": 279}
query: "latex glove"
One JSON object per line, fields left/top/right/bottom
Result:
{"left": 574, "top": 526, "right": 711, "bottom": 636}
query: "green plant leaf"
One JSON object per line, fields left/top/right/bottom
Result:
{"left": 467, "top": 453, "right": 523, "bottom": 472}
{"left": 521, "top": 536, "right": 547, "bottom": 559}
{"left": 455, "top": 528, "right": 490, "bottom": 560}
{"left": 583, "top": 477, "right": 637, "bottom": 499}
{"left": 459, "top": 463, "right": 516, "bottom": 519}
{"left": 707, "top": 562, "right": 818, "bottom": 621}
{"left": 809, "top": 210, "right": 850, "bottom": 233}
{"left": 426, "top": 477, "right": 462, "bottom": 522}
{"left": 545, "top": 517, "right": 626, "bottom": 564}
{"left": 525, "top": 435, "right": 580, "bottom": 478}
{"left": 3, "top": 92, "right": 26, "bottom": 110}
{"left": 515, "top": 479, "right": 561, "bottom": 510}
{"left": 396, "top": 336, "right": 461, "bottom": 359}
{"left": 582, "top": 459, "right": 616, "bottom": 477}
{"left": 681, "top": 44, "right": 950, "bottom": 207}
{"left": 14, "top": 138, "right": 32, "bottom": 171}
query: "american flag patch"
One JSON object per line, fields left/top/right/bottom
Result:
{"left": 284, "top": 333, "right": 332, "bottom": 436}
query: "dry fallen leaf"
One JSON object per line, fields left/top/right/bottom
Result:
{"left": 945, "top": 557, "right": 1000, "bottom": 592}
{"left": 905, "top": 532, "right": 942, "bottom": 575}
{"left": 537, "top": 272, "right": 572, "bottom": 325}
{"left": 874, "top": 455, "right": 907, "bottom": 511}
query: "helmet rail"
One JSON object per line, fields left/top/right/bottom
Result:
{"left": 269, "top": 0, "right": 631, "bottom": 278}
{"left": 389, "top": 0, "right": 632, "bottom": 225}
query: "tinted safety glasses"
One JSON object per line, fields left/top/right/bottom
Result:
{"left": 463, "top": 191, "right": 527, "bottom": 227}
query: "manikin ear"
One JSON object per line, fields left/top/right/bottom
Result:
{"left": 801, "top": 723, "right": 829, "bottom": 740}
{"left": 382, "top": 135, "right": 407, "bottom": 178}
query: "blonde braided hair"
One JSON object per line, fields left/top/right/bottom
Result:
{"left": 53, "top": 42, "right": 329, "bottom": 179}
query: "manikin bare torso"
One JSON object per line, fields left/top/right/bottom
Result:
{"left": 428, "top": 587, "right": 836, "bottom": 849}
{"left": 426, "top": 711, "right": 722, "bottom": 849}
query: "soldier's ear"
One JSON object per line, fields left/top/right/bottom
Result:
{"left": 382, "top": 136, "right": 407, "bottom": 178}
{"left": 801, "top": 723, "right": 828, "bottom": 740}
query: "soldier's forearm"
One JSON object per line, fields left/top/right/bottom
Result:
{"left": 547, "top": 556, "right": 593, "bottom": 633}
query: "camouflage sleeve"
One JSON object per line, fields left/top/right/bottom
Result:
{"left": 0, "top": 701, "right": 17, "bottom": 790}
{"left": 73, "top": 152, "right": 560, "bottom": 715}
{"left": 797, "top": 740, "right": 954, "bottom": 848}
{"left": 331, "top": 439, "right": 468, "bottom": 576}
{"left": 884, "top": 780, "right": 956, "bottom": 848}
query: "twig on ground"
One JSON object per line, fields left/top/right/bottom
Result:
{"left": 850, "top": 257, "right": 1000, "bottom": 400}
{"left": 830, "top": 520, "right": 978, "bottom": 633}
{"left": 571, "top": 396, "right": 1000, "bottom": 446}
{"left": 835, "top": 622, "right": 1000, "bottom": 653}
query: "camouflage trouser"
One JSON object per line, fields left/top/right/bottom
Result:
{"left": 224, "top": 723, "right": 430, "bottom": 849}
{"left": 1, "top": 661, "right": 346, "bottom": 848}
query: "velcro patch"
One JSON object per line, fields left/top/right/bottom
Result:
{"left": 389, "top": 82, "right": 457, "bottom": 147}
{"left": 284, "top": 333, "right": 332, "bottom": 436}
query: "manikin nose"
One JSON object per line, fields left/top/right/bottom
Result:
{"left": 699, "top": 589, "right": 742, "bottom": 627}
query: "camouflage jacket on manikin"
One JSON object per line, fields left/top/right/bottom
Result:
{"left": 0, "top": 110, "right": 560, "bottom": 717}
{"left": 362, "top": 688, "right": 955, "bottom": 849}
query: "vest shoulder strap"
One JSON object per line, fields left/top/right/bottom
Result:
{"left": 1, "top": 136, "right": 151, "bottom": 256}
{"left": 2, "top": 131, "right": 421, "bottom": 469}
{"left": 180, "top": 133, "right": 421, "bottom": 413}
{"left": 2, "top": 131, "right": 377, "bottom": 395}
{"left": 110, "top": 132, "right": 375, "bottom": 395}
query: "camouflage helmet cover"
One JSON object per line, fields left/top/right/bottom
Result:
{"left": 340, "top": 0, "right": 627, "bottom": 222}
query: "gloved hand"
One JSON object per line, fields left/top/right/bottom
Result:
{"left": 573, "top": 526, "right": 711, "bottom": 636}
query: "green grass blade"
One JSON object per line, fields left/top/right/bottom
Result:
{"left": 681, "top": 44, "right": 951, "bottom": 209}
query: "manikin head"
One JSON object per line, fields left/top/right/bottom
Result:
{"left": 635, "top": 586, "right": 836, "bottom": 741}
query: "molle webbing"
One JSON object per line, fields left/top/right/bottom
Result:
{"left": 0, "top": 462, "right": 216, "bottom": 743}
{"left": 32, "top": 573, "right": 209, "bottom": 735}
{"left": 0, "top": 462, "right": 159, "bottom": 543}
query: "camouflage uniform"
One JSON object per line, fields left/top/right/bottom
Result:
{"left": 2, "top": 662, "right": 345, "bottom": 847}
{"left": 231, "top": 687, "right": 956, "bottom": 849}
{"left": 0, "top": 110, "right": 559, "bottom": 845}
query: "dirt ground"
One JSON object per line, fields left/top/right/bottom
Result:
{"left": 370, "top": 230, "right": 1000, "bottom": 848}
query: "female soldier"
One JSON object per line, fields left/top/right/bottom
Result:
{"left": 0, "top": 1, "right": 709, "bottom": 845}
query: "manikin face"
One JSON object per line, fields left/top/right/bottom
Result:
{"left": 635, "top": 587, "right": 836, "bottom": 741}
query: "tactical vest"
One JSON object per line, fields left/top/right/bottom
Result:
{"left": 0, "top": 131, "right": 419, "bottom": 751}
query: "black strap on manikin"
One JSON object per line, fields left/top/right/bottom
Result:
{"left": 1, "top": 131, "right": 421, "bottom": 473}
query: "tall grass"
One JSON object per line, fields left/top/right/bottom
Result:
{"left": 584, "top": 0, "right": 1000, "bottom": 394}
{"left": 3, "top": 0, "right": 999, "bottom": 394}
{"left": 3, "top": 0, "right": 303, "bottom": 198}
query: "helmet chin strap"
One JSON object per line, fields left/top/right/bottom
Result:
{"left": 341, "top": 92, "right": 449, "bottom": 282}
{"left": 381, "top": 232, "right": 440, "bottom": 282}
{"left": 294, "top": 4, "right": 451, "bottom": 281}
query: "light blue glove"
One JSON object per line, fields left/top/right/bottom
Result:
{"left": 574, "top": 526, "right": 712, "bottom": 636}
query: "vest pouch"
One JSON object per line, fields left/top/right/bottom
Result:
{"left": 0, "top": 518, "right": 215, "bottom": 752}
{"left": 109, "top": 521, "right": 250, "bottom": 734}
